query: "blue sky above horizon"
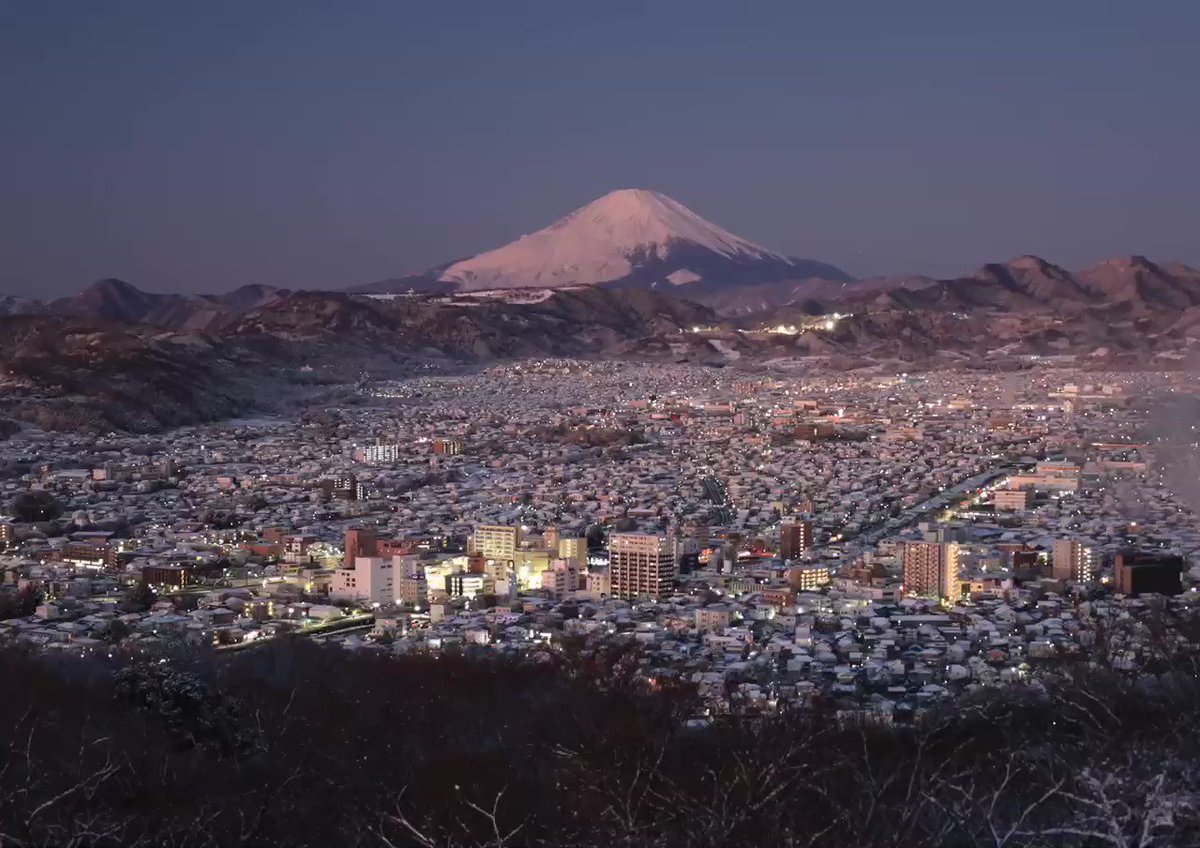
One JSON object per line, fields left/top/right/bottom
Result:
{"left": 2, "top": 1, "right": 1198, "bottom": 295}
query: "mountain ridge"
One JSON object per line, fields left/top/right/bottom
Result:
{"left": 4, "top": 253, "right": 1200, "bottom": 434}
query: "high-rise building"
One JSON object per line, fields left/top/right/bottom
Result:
{"left": 1052, "top": 539, "right": 1094, "bottom": 583}
{"left": 468, "top": 525, "right": 520, "bottom": 562}
{"left": 779, "top": 521, "right": 813, "bottom": 560}
{"left": 1114, "top": 550, "right": 1184, "bottom": 596}
{"left": 903, "top": 541, "right": 961, "bottom": 601}
{"left": 557, "top": 537, "right": 588, "bottom": 568}
{"left": 921, "top": 523, "right": 969, "bottom": 543}
{"left": 344, "top": 527, "right": 377, "bottom": 569}
{"left": 608, "top": 533, "right": 676, "bottom": 600}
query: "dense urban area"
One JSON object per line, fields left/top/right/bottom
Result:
{"left": 3, "top": 361, "right": 1200, "bottom": 847}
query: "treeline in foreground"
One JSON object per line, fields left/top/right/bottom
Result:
{"left": 1, "top": 639, "right": 1198, "bottom": 848}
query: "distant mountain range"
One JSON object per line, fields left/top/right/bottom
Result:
{"left": 12, "top": 251, "right": 1198, "bottom": 332}
{"left": 0, "top": 279, "right": 288, "bottom": 329}
{"left": 0, "top": 285, "right": 722, "bottom": 433}
{"left": 4, "top": 188, "right": 1200, "bottom": 433}
{"left": 747, "top": 254, "right": 1200, "bottom": 318}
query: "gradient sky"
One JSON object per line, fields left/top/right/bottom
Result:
{"left": 2, "top": 1, "right": 1198, "bottom": 296}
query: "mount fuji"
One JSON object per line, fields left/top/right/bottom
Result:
{"left": 354, "top": 189, "right": 850, "bottom": 295}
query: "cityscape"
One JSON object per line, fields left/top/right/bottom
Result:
{"left": 3, "top": 362, "right": 1200, "bottom": 844}
{"left": 3, "top": 3, "right": 1200, "bottom": 847}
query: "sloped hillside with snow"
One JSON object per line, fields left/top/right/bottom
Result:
{"left": 437, "top": 189, "right": 850, "bottom": 292}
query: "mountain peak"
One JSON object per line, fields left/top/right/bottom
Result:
{"left": 590, "top": 187, "right": 669, "bottom": 205}
{"left": 86, "top": 277, "right": 143, "bottom": 294}
{"left": 435, "top": 189, "right": 848, "bottom": 292}
{"left": 1088, "top": 255, "right": 1157, "bottom": 271}
{"left": 1004, "top": 255, "right": 1057, "bottom": 270}
{"left": 580, "top": 188, "right": 694, "bottom": 221}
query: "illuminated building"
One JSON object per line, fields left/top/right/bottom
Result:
{"left": 779, "top": 521, "right": 813, "bottom": 560}
{"left": 468, "top": 525, "right": 520, "bottom": 562}
{"left": 903, "top": 541, "right": 961, "bottom": 601}
{"left": 609, "top": 534, "right": 676, "bottom": 600}
{"left": 695, "top": 604, "right": 732, "bottom": 631}
{"left": 994, "top": 489, "right": 1030, "bottom": 512}
{"left": 557, "top": 537, "right": 588, "bottom": 568}
{"left": 1052, "top": 539, "right": 1094, "bottom": 583}
{"left": 332, "top": 557, "right": 394, "bottom": 606}
{"left": 354, "top": 443, "right": 402, "bottom": 464}
{"left": 433, "top": 438, "right": 465, "bottom": 456}
{"left": 788, "top": 564, "right": 831, "bottom": 591}
{"left": 445, "top": 572, "right": 491, "bottom": 600}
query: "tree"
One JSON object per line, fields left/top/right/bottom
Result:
{"left": 585, "top": 523, "right": 606, "bottom": 549}
{"left": 104, "top": 619, "right": 132, "bottom": 643}
{"left": 121, "top": 579, "right": 156, "bottom": 613}
{"left": 0, "top": 585, "right": 42, "bottom": 620}
{"left": 10, "top": 490, "right": 63, "bottom": 523}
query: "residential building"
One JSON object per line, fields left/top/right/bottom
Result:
{"left": 609, "top": 534, "right": 676, "bottom": 600}
{"left": 779, "top": 521, "right": 813, "bottom": 560}
{"left": 788, "top": 564, "right": 831, "bottom": 591}
{"left": 695, "top": 604, "right": 732, "bottom": 631}
{"left": 903, "top": 541, "right": 961, "bottom": 601}
{"left": 1052, "top": 539, "right": 1094, "bottom": 583}
{"left": 994, "top": 489, "right": 1030, "bottom": 512}
{"left": 468, "top": 525, "right": 520, "bottom": 563}
{"left": 557, "top": 537, "right": 588, "bottom": 568}
{"left": 1114, "top": 550, "right": 1184, "bottom": 596}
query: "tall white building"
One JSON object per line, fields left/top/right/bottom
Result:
{"left": 557, "top": 537, "right": 588, "bottom": 568}
{"left": 468, "top": 525, "right": 520, "bottom": 562}
{"left": 609, "top": 534, "right": 676, "bottom": 600}
{"left": 331, "top": 556, "right": 395, "bottom": 606}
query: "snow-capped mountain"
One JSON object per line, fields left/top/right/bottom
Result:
{"left": 355, "top": 189, "right": 849, "bottom": 294}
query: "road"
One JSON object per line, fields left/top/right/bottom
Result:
{"left": 826, "top": 459, "right": 1035, "bottom": 555}
{"left": 701, "top": 475, "right": 735, "bottom": 525}
{"left": 215, "top": 612, "right": 375, "bottom": 652}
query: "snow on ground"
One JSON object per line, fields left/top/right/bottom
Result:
{"left": 458, "top": 288, "right": 558, "bottom": 304}
{"left": 667, "top": 269, "right": 702, "bottom": 285}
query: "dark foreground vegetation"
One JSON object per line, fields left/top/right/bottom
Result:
{"left": 1, "top": 638, "right": 1198, "bottom": 848}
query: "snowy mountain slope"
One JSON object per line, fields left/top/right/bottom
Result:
{"left": 434, "top": 188, "right": 851, "bottom": 292}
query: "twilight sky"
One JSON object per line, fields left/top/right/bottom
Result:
{"left": 1, "top": 1, "right": 1198, "bottom": 296}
